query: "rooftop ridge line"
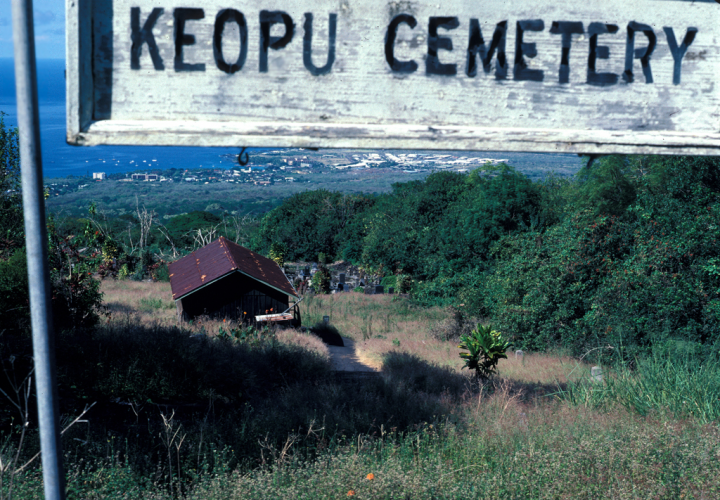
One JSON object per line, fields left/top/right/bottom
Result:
{"left": 219, "top": 236, "right": 238, "bottom": 270}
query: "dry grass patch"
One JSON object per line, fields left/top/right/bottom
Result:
{"left": 299, "top": 292, "right": 592, "bottom": 386}
{"left": 300, "top": 293, "right": 460, "bottom": 369}
{"left": 101, "top": 279, "right": 176, "bottom": 324}
{"left": 497, "top": 351, "right": 588, "bottom": 385}
{"left": 275, "top": 328, "right": 330, "bottom": 361}
{"left": 100, "top": 281, "right": 592, "bottom": 386}
{"left": 100, "top": 279, "right": 332, "bottom": 356}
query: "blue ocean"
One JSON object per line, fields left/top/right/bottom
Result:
{"left": 0, "top": 58, "right": 251, "bottom": 178}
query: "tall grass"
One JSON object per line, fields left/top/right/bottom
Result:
{"left": 3, "top": 283, "right": 719, "bottom": 498}
{"left": 559, "top": 351, "right": 720, "bottom": 424}
{"left": 8, "top": 388, "right": 720, "bottom": 499}
{"left": 223, "top": 400, "right": 720, "bottom": 500}
{"left": 301, "top": 293, "right": 466, "bottom": 371}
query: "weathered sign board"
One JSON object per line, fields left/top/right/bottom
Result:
{"left": 67, "top": 0, "right": 720, "bottom": 154}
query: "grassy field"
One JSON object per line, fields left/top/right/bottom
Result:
{"left": 100, "top": 281, "right": 582, "bottom": 387}
{"left": 2, "top": 281, "right": 719, "bottom": 498}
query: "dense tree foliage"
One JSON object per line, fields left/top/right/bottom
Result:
{"left": 254, "top": 156, "right": 720, "bottom": 359}
{"left": 0, "top": 117, "right": 103, "bottom": 332}
{"left": 164, "top": 210, "right": 223, "bottom": 248}
{"left": 257, "top": 189, "right": 374, "bottom": 262}
{"left": 475, "top": 156, "right": 720, "bottom": 358}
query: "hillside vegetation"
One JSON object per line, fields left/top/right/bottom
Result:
{"left": 16, "top": 147, "right": 720, "bottom": 362}
{"left": 2, "top": 116, "right": 720, "bottom": 497}
{"left": 258, "top": 156, "right": 720, "bottom": 361}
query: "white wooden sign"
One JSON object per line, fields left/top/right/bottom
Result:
{"left": 67, "top": 0, "right": 720, "bottom": 154}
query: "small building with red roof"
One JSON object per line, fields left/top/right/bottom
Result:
{"left": 168, "top": 237, "right": 299, "bottom": 323}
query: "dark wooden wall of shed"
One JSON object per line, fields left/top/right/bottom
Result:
{"left": 176, "top": 272, "right": 291, "bottom": 322}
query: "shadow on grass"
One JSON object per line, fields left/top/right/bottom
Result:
{"left": 381, "top": 351, "right": 565, "bottom": 404}
{"left": 103, "top": 301, "right": 136, "bottom": 314}
{"left": 2, "top": 322, "right": 474, "bottom": 481}
{"left": 381, "top": 351, "right": 472, "bottom": 397}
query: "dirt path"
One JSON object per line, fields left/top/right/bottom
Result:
{"left": 327, "top": 337, "right": 379, "bottom": 372}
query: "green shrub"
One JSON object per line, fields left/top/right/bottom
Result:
{"left": 118, "top": 263, "right": 130, "bottom": 279}
{"left": 311, "top": 265, "right": 331, "bottom": 294}
{"left": 269, "top": 241, "right": 287, "bottom": 267}
{"left": 380, "top": 275, "right": 396, "bottom": 288}
{"left": 0, "top": 245, "right": 103, "bottom": 333}
{"left": 0, "top": 248, "right": 30, "bottom": 332}
{"left": 414, "top": 269, "right": 483, "bottom": 308}
{"left": 458, "top": 324, "right": 512, "bottom": 380}
{"left": 154, "top": 262, "right": 171, "bottom": 282}
{"left": 396, "top": 273, "right": 413, "bottom": 293}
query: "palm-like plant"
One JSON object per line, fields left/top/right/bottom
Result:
{"left": 458, "top": 324, "right": 512, "bottom": 380}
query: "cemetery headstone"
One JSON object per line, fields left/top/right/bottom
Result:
{"left": 375, "top": 285, "right": 384, "bottom": 294}
{"left": 339, "top": 273, "right": 346, "bottom": 283}
{"left": 337, "top": 283, "right": 344, "bottom": 291}
{"left": 591, "top": 366, "right": 603, "bottom": 383}
{"left": 515, "top": 350, "right": 524, "bottom": 359}
{"left": 388, "top": 287, "right": 394, "bottom": 294}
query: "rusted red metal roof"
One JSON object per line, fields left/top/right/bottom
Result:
{"left": 168, "top": 237, "right": 298, "bottom": 300}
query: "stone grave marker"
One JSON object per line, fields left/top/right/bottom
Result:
{"left": 591, "top": 366, "right": 603, "bottom": 383}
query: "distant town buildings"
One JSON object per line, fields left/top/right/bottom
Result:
{"left": 46, "top": 148, "right": 526, "bottom": 201}
{"left": 131, "top": 173, "right": 159, "bottom": 181}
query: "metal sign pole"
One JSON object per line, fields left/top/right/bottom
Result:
{"left": 11, "top": 0, "right": 66, "bottom": 498}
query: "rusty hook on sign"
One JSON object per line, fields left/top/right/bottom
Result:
{"left": 237, "top": 147, "right": 250, "bottom": 166}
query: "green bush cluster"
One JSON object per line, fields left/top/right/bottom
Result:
{"left": 0, "top": 117, "right": 103, "bottom": 333}
{"left": 476, "top": 156, "right": 720, "bottom": 358}
{"left": 257, "top": 155, "right": 720, "bottom": 359}
{"left": 311, "top": 263, "right": 331, "bottom": 294}
{"left": 257, "top": 190, "right": 374, "bottom": 262}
